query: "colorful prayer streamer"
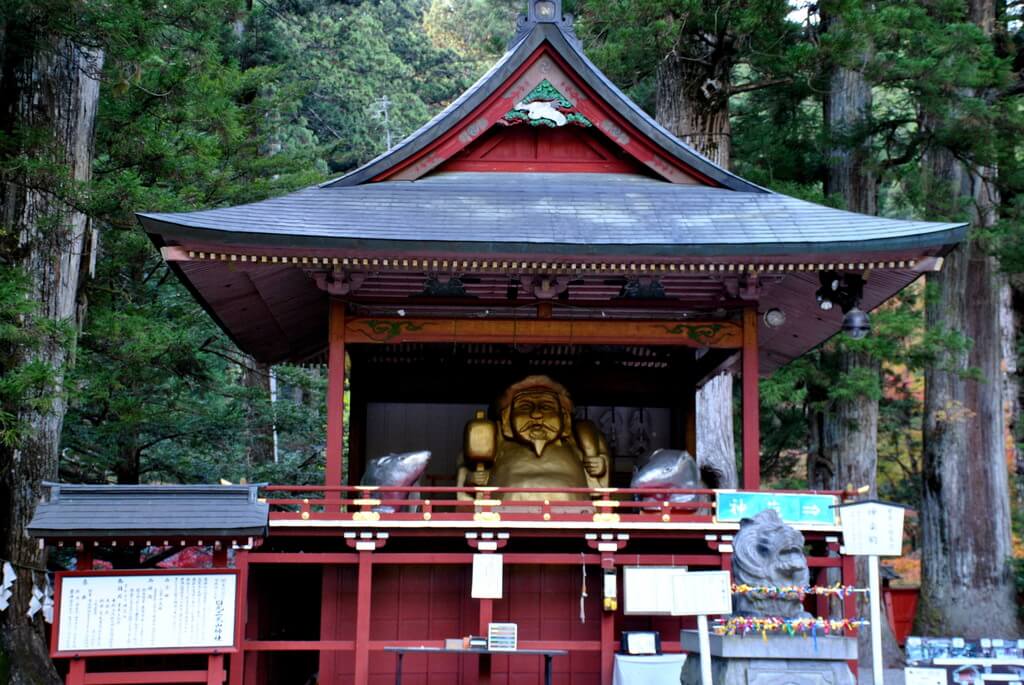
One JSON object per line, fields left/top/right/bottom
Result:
{"left": 712, "top": 616, "right": 869, "bottom": 640}
{"left": 730, "top": 583, "right": 867, "bottom": 601}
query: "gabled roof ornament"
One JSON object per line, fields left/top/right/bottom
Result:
{"left": 510, "top": 0, "right": 580, "bottom": 49}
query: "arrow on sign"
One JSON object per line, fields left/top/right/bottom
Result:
{"left": 802, "top": 504, "right": 821, "bottom": 516}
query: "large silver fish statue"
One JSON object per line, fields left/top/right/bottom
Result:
{"left": 630, "top": 448, "right": 702, "bottom": 506}
{"left": 360, "top": 450, "right": 431, "bottom": 513}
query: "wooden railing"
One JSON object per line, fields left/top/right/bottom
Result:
{"left": 263, "top": 484, "right": 715, "bottom": 523}
{"left": 261, "top": 485, "right": 851, "bottom": 525}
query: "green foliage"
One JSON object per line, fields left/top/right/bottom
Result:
{"left": 59, "top": 0, "right": 327, "bottom": 485}
{"left": 424, "top": 0, "right": 520, "bottom": 70}
{"left": 245, "top": 0, "right": 475, "bottom": 172}
{"left": 576, "top": 0, "right": 810, "bottom": 113}
{"left": 59, "top": 0, "right": 495, "bottom": 486}
{"left": 0, "top": 266, "right": 67, "bottom": 447}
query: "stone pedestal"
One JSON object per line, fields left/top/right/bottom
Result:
{"left": 679, "top": 630, "right": 857, "bottom": 685}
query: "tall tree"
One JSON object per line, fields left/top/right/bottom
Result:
{"left": 579, "top": 0, "right": 809, "bottom": 488}
{"left": 917, "top": 0, "right": 1020, "bottom": 637}
{"left": 61, "top": 0, "right": 326, "bottom": 487}
{"left": 579, "top": 0, "right": 805, "bottom": 165}
{"left": 0, "top": 4, "right": 103, "bottom": 679}
{"left": 818, "top": 0, "right": 903, "bottom": 665}
{"left": 696, "top": 372, "right": 737, "bottom": 489}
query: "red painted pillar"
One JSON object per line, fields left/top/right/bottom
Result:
{"left": 66, "top": 659, "right": 85, "bottom": 685}
{"left": 841, "top": 555, "right": 857, "bottom": 620}
{"left": 816, "top": 566, "right": 830, "bottom": 619}
{"left": 325, "top": 300, "right": 347, "bottom": 487}
{"left": 478, "top": 597, "right": 494, "bottom": 685}
{"left": 741, "top": 306, "right": 761, "bottom": 490}
{"left": 207, "top": 655, "right": 226, "bottom": 685}
{"left": 600, "top": 556, "right": 616, "bottom": 685}
{"left": 76, "top": 545, "right": 92, "bottom": 571}
{"left": 229, "top": 551, "right": 249, "bottom": 685}
{"left": 842, "top": 554, "right": 859, "bottom": 678}
{"left": 353, "top": 551, "right": 374, "bottom": 685}
{"left": 319, "top": 568, "right": 339, "bottom": 685}
{"left": 720, "top": 550, "right": 733, "bottom": 574}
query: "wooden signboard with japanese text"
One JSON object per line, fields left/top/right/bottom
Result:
{"left": 52, "top": 569, "right": 239, "bottom": 657}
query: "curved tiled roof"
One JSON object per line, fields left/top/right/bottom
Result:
{"left": 135, "top": 10, "right": 967, "bottom": 368}
{"left": 139, "top": 172, "right": 964, "bottom": 256}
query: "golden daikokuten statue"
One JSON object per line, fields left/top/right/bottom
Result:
{"left": 459, "top": 375, "right": 610, "bottom": 500}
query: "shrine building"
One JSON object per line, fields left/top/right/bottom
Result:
{"left": 31, "top": 2, "right": 965, "bottom": 684}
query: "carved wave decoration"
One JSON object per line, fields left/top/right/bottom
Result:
{"left": 658, "top": 322, "right": 728, "bottom": 344}
{"left": 349, "top": 319, "right": 428, "bottom": 342}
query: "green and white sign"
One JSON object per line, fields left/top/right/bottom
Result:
{"left": 715, "top": 491, "right": 838, "bottom": 526}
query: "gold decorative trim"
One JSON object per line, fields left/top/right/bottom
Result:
{"left": 180, "top": 250, "right": 920, "bottom": 274}
{"left": 474, "top": 512, "right": 501, "bottom": 522}
{"left": 353, "top": 511, "right": 381, "bottom": 522}
{"left": 593, "top": 512, "right": 621, "bottom": 524}
{"left": 352, "top": 499, "right": 381, "bottom": 507}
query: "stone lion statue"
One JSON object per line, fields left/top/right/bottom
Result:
{"left": 731, "top": 509, "right": 811, "bottom": 618}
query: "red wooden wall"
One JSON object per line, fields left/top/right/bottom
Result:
{"left": 300, "top": 564, "right": 688, "bottom": 685}
{"left": 440, "top": 125, "right": 650, "bottom": 175}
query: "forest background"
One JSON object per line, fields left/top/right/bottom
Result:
{"left": 1, "top": 0, "right": 1023, "bottom": 680}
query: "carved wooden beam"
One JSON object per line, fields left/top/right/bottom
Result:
{"left": 344, "top": 316, "right": 741, "bottom": 348}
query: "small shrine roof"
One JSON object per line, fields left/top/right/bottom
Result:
{"left": 27, "top": 483, "right": 269, "bottom": 540}
{"left": 139, "top": 172, "right": 963, "bottom": 256}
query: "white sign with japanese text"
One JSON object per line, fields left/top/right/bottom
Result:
{"left": 840, "top": 502, "right": 905, "bottom": 556}
{"left": 471, "top": 554, "right": 503, "bottom": 599}
{"left": 623, "top": 566, "right": 683, "bottom": 615}
{"left": 671, "top": 571, "right": 733, "bottom": 616}
{"left": 56, "top": 572, "right": 237, "bottom": 653}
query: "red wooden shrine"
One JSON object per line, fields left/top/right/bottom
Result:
{"left": 34, "top": 2, "right": 966, "bottom": 684}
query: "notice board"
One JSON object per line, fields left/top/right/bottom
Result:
{"left": 623, "top": 566, "right": 686, "bottom": 615}
{"left": 53, "top": 569, "right": 239, "bottom": 656}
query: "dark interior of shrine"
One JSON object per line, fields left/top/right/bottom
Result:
{"left": 344, "top": 342, "right": 737, "bottom": 488}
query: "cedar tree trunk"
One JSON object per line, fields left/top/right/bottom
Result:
{"left": 0, "top": 24, "right": 102, "bottom": 683}
{"left": 242, "top": 356, "right": 275, "bottom": 466}
{"left": 918, "top": 0, "right": 1018, "bottom": 631}
{"left": 821, "top": 19, "right": 904, "bottom": 663}
{"left": 655, "top": 46, "right": 732, "bottom": 168}
{"left": 823, "top": 60, "right": 876, "bottom": 215}
{"left": 696, "top": 372, "right": 738, "bottom": 489}
{"left": 919, "top": 172, "right": 1018, "bottom": 636}
{"left": 656, "top": 43, "right": 736, "bottom": 478}
{"left": 917, "top": 0, "right": 1019, "bottom": 634}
